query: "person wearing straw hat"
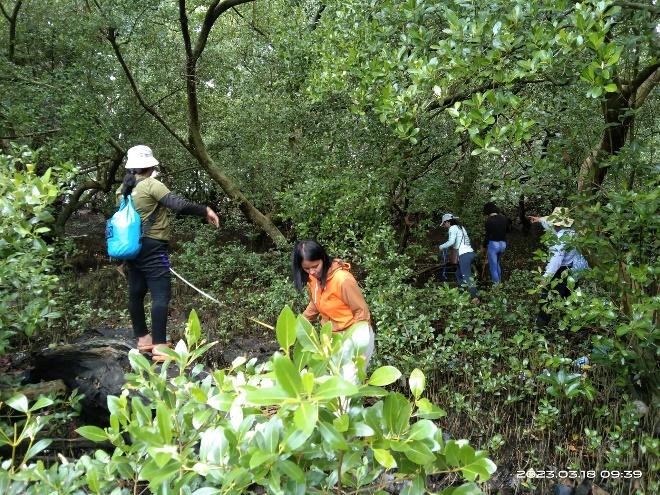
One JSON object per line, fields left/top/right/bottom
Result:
{"left": 529, "top": 207, "right": 579, "bottom": 327}
{"left": 116, "top": 145, "right": 220, "bottom": 361}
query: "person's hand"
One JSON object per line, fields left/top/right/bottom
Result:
{"left": 206, "top": 207, "right": 220, "bottom": 228}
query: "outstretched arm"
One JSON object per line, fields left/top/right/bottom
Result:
{"left": 158, "top": 193, "right": 219, "bottom": 227}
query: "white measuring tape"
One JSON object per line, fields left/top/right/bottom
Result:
{"left": 169, "top": 267, "right": 274, "bottom": 330}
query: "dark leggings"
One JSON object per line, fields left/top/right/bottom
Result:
{"left": 536, "top": 266, "right": 571, "bottom": 327}
{"left": 127, "top": 238, "right": 171, "bottom": 344}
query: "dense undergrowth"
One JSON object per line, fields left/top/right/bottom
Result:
{"left": 1, "top": 149, "right": 658, "bottom": 494}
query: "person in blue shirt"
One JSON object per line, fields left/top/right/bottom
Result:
{"left": 530, "top": 207, "right": 579, "bottom": 327}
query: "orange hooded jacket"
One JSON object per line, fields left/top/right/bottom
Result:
{"left": 303, "top": 260, "right": 371, "bottom": 332}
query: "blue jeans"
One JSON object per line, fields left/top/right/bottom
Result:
{"left": 456, "top": 251, "right": 477, "bottom": 298}
{"left": 487, "top": 240, "right": 507, "bottom": 283}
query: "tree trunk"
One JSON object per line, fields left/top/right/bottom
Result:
{"left": 577, "top": 64, "right": 659, "bottom": 192}
{"left": 189, "top": 139, "right": 289, "bottom": 247}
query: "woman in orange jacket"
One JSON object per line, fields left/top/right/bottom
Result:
{"left": 292, "top": 240, "right": 375, "bottom": 368}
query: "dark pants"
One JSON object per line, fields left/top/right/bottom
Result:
{"left": 127, "top": 238, "right": 171, "bottom": 344}
{"left": 456, "top": 251, "right": 477, "bottom": 298}
{"left": 536, "top": 266, "right": 571, "bottom": 327}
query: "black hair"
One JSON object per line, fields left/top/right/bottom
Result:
{"left": 121, "top": 167, "right": 154, "bottom": 197}
{"left": 448, "top": 218, "right": 461, "bottom": 226}
{"left": 292, "top": 240, "right": 333, "bottom": 292}
{"left": 483, "top": 202, "right": 499, "bottom": 215}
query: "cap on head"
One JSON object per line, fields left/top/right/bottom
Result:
{"left": 542, "top": 207, "right": 574, "bottom": 228}
{"left": 441, "top": 213, "right": 457, "bottom": 223}
{"left": 125, "top": 145, "right": 159, "bottom": 169}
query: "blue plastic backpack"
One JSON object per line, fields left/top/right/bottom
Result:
{"left": 106, "top": 195, "right": 142, "bottom": 259}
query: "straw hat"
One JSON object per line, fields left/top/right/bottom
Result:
{"left": 541, "top": 207, "right": 574, "bottom": 228}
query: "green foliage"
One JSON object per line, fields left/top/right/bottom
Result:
{"left": 5, "top": 308, "right": 496, "bottom": 493}
{"left": 0, "top": 148, "right": 75, "bottom": 353}
{"left": 554, "top": 167, "right": 660, "bottom": 393}
{"left": 0, "top": 387, "right": 83, "bottom": 482}
{"left": 172, "top": 230, "right": 301, "bottom": 344}
{"left": 308, "top": 0, "right": 654, "bottom": 152}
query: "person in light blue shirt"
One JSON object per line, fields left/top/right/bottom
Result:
{"left": 439, "top": 213, "right": 479, "bottom": 302}
{"left": 530, "top": 207, "right": 578, "bottom": 327}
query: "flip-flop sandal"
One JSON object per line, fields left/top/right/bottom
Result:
{"left": 150, "top": 343, "right": 174, "bottom": 362}
{"left": 136, "top": 342, "right": 172, "bottom": 352}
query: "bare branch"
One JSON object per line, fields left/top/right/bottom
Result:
{"left": 0, "top": 128, "right": 60, "bottom": 139}
{"left": 0, "top": 2, "right": 11, "bottom": 21}
{"left": 231, "top": 6, "right": 268, "bottom": 38}
{"left": 193, "top": 0, "right": 256, "bottom": 62}
{"left": 178, "top": 0, "right": 194, "bottom": 60}
{"left": 632, "top": 66, "right": 660, "bottom": 108}
{"left": 310, "top": 4, "right": 326, "bottom": 30}
{"left": 2, "top": 0, "right": 23, "bottom": 62}
{"left": 106, "top": 27, "right": 191, "bottom": 152}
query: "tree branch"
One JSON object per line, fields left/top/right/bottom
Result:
{"left": 310, "top": 4, "right": 326, "bottom": 30}
{"left": 178, "top": 0, "right": 194, "bottom": 60}
{"left": 632, "top": 66, "right": 660, "bottom": 108}
{"left": 0, "top": 2, "right": 10, "bottom": 21}
{"left": 54, "top": 142, "right": 125, "bottom": 234}
{"left": 192, "top": 0, "right": 256, "bottom": 62}
{"left": 626, "top": 63, "right": 660, "bottom": 104}
{"left": 428, "top": 78, "right": 564, "bottom": 114}
{"left": 0, "top": 128, "right": 60, "bottom": 139}
{"left": 106, "top": 27, "right": 191, "bottom": 152}
{"left": 613, "top": 1, "right": 660, "bottom": 14}
{"left": 2, "top": 0, "right": 22, "bottom": 62}
{"left": 231, "top": 6, "right": 268, "bottom": 38}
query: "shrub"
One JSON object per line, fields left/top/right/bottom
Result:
{"left": 4, "top": 308, "right": 497, "bottom": 494}
{"left": 0, "top": 148, "right": 75, "bottom": 354}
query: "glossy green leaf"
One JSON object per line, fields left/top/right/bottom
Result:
{"left": 249, "top": 449, "right": 277, "bottom": 469}
{"left": 294, "top": 401, "right": 318, "bottom": 435}
{"left": 273, "top": 353, "right": 303, "bottom": 398}
{"left": 186, "top": 309, "right": 202, "bottom": 347}
{"left": 408, "top": 419, "right": 436, "bottom": 441}
{"left": 76, "top": 426, "right": 108, "bottom": 442}
{"left": 6, "top": 394, "right": 28, "bottom": 413}
{"left": 461, "top": 458, "right": 497, "bottom": 482}
{"left": 295, "top": 316, "right": 321, "bottom": 353}
{"left": 276, "top": 305, "right": 297, "bottom": 352}
{"left": 314, "top": 376, "right": 359, "bottom": 399}
{"left": 368, "top": 366, "right": 402, "bottom": 386}
{"left": 403, "top": 440, "right": 435, "bottom": 465}
{"left": 277, "top": 459, "right": 305, "bottom": 483}
{"left": 318, "top": 421, "right": 348, "bottom": 450}
{"left": 383, "top": 393, "right": 412, "bottom": 435}
{"left": 373, "top": 448, "right": 397, "bottom": 469}
{"left": 25, "top": 438, "right": 52, "bottom": 461}
{"left": 156, "top": 402, "right": 173, "bottom": 444}
{"left": 409, "top": 368, "right": 425, "bottom": 400}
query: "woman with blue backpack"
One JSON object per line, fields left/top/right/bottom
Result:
{"left": 530, "top": 207, "right": 588, "bottom": 327}
{"left": 116, "top": 145, "right": 219, "bottom": 361}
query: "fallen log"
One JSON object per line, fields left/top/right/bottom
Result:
{"left": 28, "top": 332, "right": 135, "bottom": 425}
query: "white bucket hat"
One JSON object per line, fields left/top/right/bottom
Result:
{"left": 441, "top": 213, "right": 457, "bottom": 223}
{"left": 125, "top": 145, "right": 159, "bottom": 169}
